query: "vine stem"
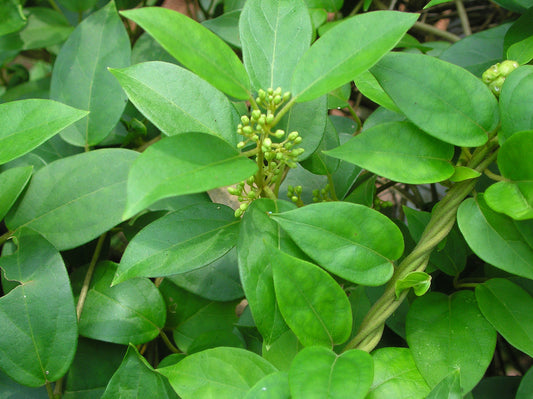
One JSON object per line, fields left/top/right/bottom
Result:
{"left": 0, "top": 230, "right": 13, "bottom": 247}
{"left": 343, "top": 137, "right": 499, "bottom": 353}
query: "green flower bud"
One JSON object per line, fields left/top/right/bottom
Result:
{"left": 276, "top": 152, "right": 284, "bottom": 160}
{"left": 287, "top": 160, "right": 297, "bottom": 168}
{"left": 292, "top": 148, "right": 305, "bottom": 156}
{"left": 274, "top": 129, "right": 285, "bottom": 138}
{"left": 499, "top": 60, "right": 519, "bottom": 77}
{"left": 291, "top": 196, "right": 298, "bottom": 203}
{"left": 258, "top": 89, "right": 266, "bottom": 100}
{"left": 287, "top": 185, "right": 294, "bottom": 195}
{"left": 489, "top": 75, "right": 506, "bottom": 96}
{"left": 251, "top": 134, "right": 259, "bottom": 142}
{"left": 247, "top": 176, "right": 255, "bottom": 185}
{"left": 283, "top": 92, "right": 291, "bottom": 101}
{"left": 274, "top": 87, "right": 282, "bottom": 96}
{"left": 284, "top": 142, "right": 294, "bottom": 150}
{"left": 247, "top": 191, "right": 257, "bottom": 199}
{"left": 265, "top": 151, "right": 275, "bottom": 161}
{"left": 263, "top": 137, "right": 272, "bottom": 148}
{"left": 288, "top": 131, "right": 299, "bottom": 141}
{"left": 240, "top": 203, "right": 249, "bottom": 211}
{"left": 243, "top": 126, "right": 253, "bottom": 135}
{"left": 241, "top": 115, "right": 250, "bottom": 125}
{"left": 271, "top": 175, "right": 278, "bottom": 182}
{"left": 235, "top": 208, "right": 243, "bottom": 217}
{"left": 268, "top": 95, "right": 274, "bottom": 102}
{"left": 294, "top": 136, "right": 302, "bottom": 144}
{"left": 258, "top": 115, "right": 266, "bottom": 125}
{"left": 482, "top": 64, "right": 499, "bottom": 83}
{"left": 252, "top": 110, "right": 261, "bottom": 120}
{"left": 266, "top": 114, "right": 275, "bottom": 124}
{"left": 267, "top": 88, "right": 274, "bottom": 95}
{"left": 273, "top": 95, "right": 282, "bottom": 105}
{"left": 237, "top": 141, "right": 246, "bottom": 149}
{"left": 227, "top": 186, "right": 240, "bottom": 195}
{"left": 295, "top": 186, "right": 302, "bottom": 194}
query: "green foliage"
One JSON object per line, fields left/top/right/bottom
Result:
{"left": 1, "top": 0, "right": 533, "bottom": 398}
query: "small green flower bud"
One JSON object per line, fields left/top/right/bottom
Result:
{"left": 243, "top": 126, "right": 253, "bottom": 135}
{"left": 274, "top": 87, "right": 282, "bottom": 96}
{"left": 227, "top": 186, "right": 240, "bottom": 195}
{"left": 240, "top": 203, "right": 249, "bottom": 211}
{"left": 312, "top": 197, "right": 319, "bottom": 202}
{"left": 268, "top": 95, "right": 274, "bottom": 102}
{"left": 267, "top": 88, "right": 274, "bottom": 95}
{"left": 241, "top": 115, "right": 250, "bottom": 125}
{"left": 294, "top": 136, "right": 302, "bottom": 144}
{"left": 252, "top": 110, "right": 261, "bottom": 120}
{"left": 235, "top": 208, "right": 243, "bottom": 217}
{"left": 237, "top": 128, "right": 243, "bottom": 135}
{"left": 499, "top": 60, "right": 519, "bottom": 77}
{"left": 258, "top": 115, "right": 266, "bottom": 125}
{"left": 482, "top": 64, "right": 499, "bottom": 83}
{"left": 263, "top": 137, "right": 272, "bottom": 148}
{"left": 273, "top": 95, "right": 282, "bottom": 105}
{"left": 313, "top": 189, "right": 319, "bottom": 196}
{"left": 266, "top": 114, "right": 275, "bottom": 124}
{"left": 292, "top": 148, "right": 305, "bottom": 157}
{"left": 265, "top": 151, "right": 275, "bottom": 161}
{"left": 284, "top": 142, "right": 294, "bottom": 150}
{"left": 291, "top": 196, "right": 298, "bottom": 203}
{"left": 295, "top": 186, "right": 302, "bottom": 194}
{"left": 287, "top": 160, "right": 297, "bottom": 168}
{"left": 258, "top": 89, "right": 266, "bottom": 100}
{"left": 251, "top": 134, "right": 259, "bottom": 142}
{"left": 247, "top": 176, "right": 255, "bottom": 185}
{"left": 271, "top": 175, "right": 278, "bottom": 182}
{"left": 237, "top": 141, "right": 246, "bottom": 149}
{"left": 283, "top": 92, "right": 291, "bottom": 101}
{"left": 247, "top": 191, "right": 256, "bottom": 199}
{"left": 489, "top": 76, "right": 506, "bottom": 96}
{"left": 276, "top": 152, "right": 284, "bottom": 160}
{"left": 274, "top": 129, "right": 285, "bottom": 138}
{"left": 288, "top": 131, "right": 299, "bottom": 141}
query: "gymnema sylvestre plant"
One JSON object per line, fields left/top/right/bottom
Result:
{"left": 1, "top": 0, "right": 533, "bottom": 397}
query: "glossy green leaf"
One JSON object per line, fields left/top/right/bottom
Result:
{"left": 0, "top": 229, "right": 77, "bottom": 387}
{"left": 476, "top": 278, "right": 533, "bottom": 357}
{"left": 50, "top": 1, "right": 130, "bottom": 147}
{"left": 262, "top": 330, "right": 300, "bottom": 372}
{"left": 272, "top": 202, "right": 403, "bottom": 285}
{"left": 102, "top": 345, "right": 178, "bottom": 399}
{"left": 425, "top": 370, "right": 462, "bottom": 399}
{"left": 6, "top": 149, "right": 138, "bottom": 250}
{"left": 0, "top": 99, "right": 87, "bottom": 165}
{"left": 486, "top": 131, "right": 533, "bottom": 219}
{"left": 367, "top": 347, "right": 430, "bottom": 399}
{"left": 245, "top": 371, "right": 290, "bottom": 399}
{"left": 0, "top": 165, "right": 32, "bottom": 221}
{"left": 124, "top": 133, "right": 257, "bottom": 219}
{"left": 372, "top": 52, "right": 499, "bottom": 146}
{"left": 353, "top": 70, "right": 400, "bottom": 113}
{"left": 505, "top": 7, "right": 533, "bottom": 64}
{"left": 110, "top": 62, "right": 239, "bottom": 145}
{"left": 406, "top": 291, "right": 496, "bottom": 392}
{"left": 424, "top": 0, "right": 453, "bottom": 8}
{"left": 304, "top": 0, "right": 343, "bottom": 12}
{"left": 492, "top": 0, "right": 530, "bottom": 13}
{"left": 0, "top": 369, "right": 48, "bottom": 398}
{"left": 325, "top": 121, "right": 455, "bottom": 184}
{"left": 77, "top": 262, "right": 166, "bottom": 345}
{"left": 64, "top": 338, "right": 126, "bottom": 399}
{"left": 458, "top": 195, "right": 533, "bottom": 279}
{"left": 115, "top": 203, "right": 239, "bottom": 284}
{"left": 16, "top": 8, "right": 73, "bottom": 50}
{"left": 449, "top": 166, "right": 481, "bottom": 182}
{"left": 56, "top": 0, "right": 98, "bottom": 12}
{"left": 238, "top": 199, "right": 300, "bottom": 345}
{"left": 291, "top": 11, "right": 418, "bottom": 102}
{"left": 121, "top": 7, "right": 250, "bottom": 99}
{"left": 271, "top": 248, "right": 352, "bottom": 347}
{"left": 0, "top": 0, "right": 26, "bottom": 36}
{"left": 499, "top": 66, "right": 533, "bottom": 142}
{"left": 289, "top": 346, "right": 373, "bottom": 399}
{"left": 240, "top": 0, "right": 311, "bottom": 91}
{"left": 202, "top": 10, "right": 242, "bottom": 48}
{"left": 300, "top": 117, "right": 340, "bottom": 175}
{"left": 158, "top": 347, "right": 277, "bottom": 399}
{"left": 517, "top": 366, "right": 533, "bottom": 399}
{"left": 395, "top": 271, "right": 431, "bottom": 299}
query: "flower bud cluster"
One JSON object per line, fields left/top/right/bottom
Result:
{"left": 312, "top": 184, "right": 332, "bottom": 203}
{"left": 482, "top": 60, "right": 519, "bottom": 96}
{"left": 287, "top": 185, "right": 303, "bottom": 205}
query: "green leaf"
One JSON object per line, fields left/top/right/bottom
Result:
{"left": 367, "top": 347, "right": 430, "bottom": 399}
{"left": 115, "top": 203, "right": 239, "bottom": 284}
{"left": 304, "top": 0, "right": 343, "bottom": 12}
{"left": 6, "top": 149, "right": 138, "bottom": 250}
{"left": 272, "top": 202, "right": 403, "bottom": 285}
{"left": 102, "top": 345, "right": 178, "bottom": 399}
{"left": 289, "top": 346, "right": 373, "bottom": 399}
{"left": 0, "top": 99, "right": 88, "bottom": 165}
{"left": 291, "top": 11, "right": 417, "bottom": 102}
{"left": 457, "top": 195, "right": 533, "bottom": 279}
{"left": 476, "top": 278, "right": 533, "bottom": 357}
{"left": 0, "top": 166, "right": 32, "bottom": 221}
{"left": 120, "top": 7, "right": 250, "bottom": 99}
{"left": 262, "top": 330, "right": 300, "bottom": 372}
{"left": 245, "top": 371, "right": 290, "bottom": 399}
{"left": 17, "top": 7, "right": 73, "bottom": 50}
{"left": 486, "top": 131, "right": 533, "bottom": 220}
{"left": 395, "top": 271, "right": 431, "bottom": 299}
{"left": 110, "top": 62, "right": 239, "bottom": 146}
{"left": 353, "top": 70, "right": 400, "bottom": 113}
{"left": 56, "top": 0, "right": 98, "bottom": 12}
{"left": 504, "top": 7, "right": 533, "bottom": 64}
{"left": 202, "top": 10, "right": 242, "bottom": 48}
{"left": 50, "top": 1, "right": 130, "bottom": 147}
{"left": 0, "top": 229, "right": 77, "bottom": 387}
{"left": 491, "top": 0, "right": 530, "bottom": 13}
{"left": 517, "top": 366, "right": 533, "bottom": 399}
{"left": 425, "top": 370, "right": 462, "bottom": 399}
{"left": 449, "top": 166, "right": 481, "bottom": 182}
{"left": 406, "top": 291, "right": 496, "bottom": 393}
{"left": 158, "top": 347, "right": 277, "bottom": 399}
{"left": 325, "top": 121, "right": 454, "bottom": 184}
{"left": 64, "top": 338, "right": 126, "bottom": 399}
{"left": 240, "top": 0, "right": 311, "bottom": 91}
{"left": 372, "top": 52, "right": 499, "bottom": 146}
{"left": 0, "top": 0, "right": 26, "bottom": 36}
{"left": 300, "top": 117, "right": 340, "bottom": 175}
{"left": 237, "top": 199, "right": 299, "bottom": 345}
{"left": 499, "top": 66, "right": 533, "bottom": 142}
{"left": 271, "top": 248, "right": 352, "bottom": 347}
{"left": 424, "top": 0, "right": 453, "bottom": 8}
{"left": 77, "top": 262, "right": 166, "bottom": 345}
{"left": 123, "top": 133, "right": 257, "bottom": 219}
{"left": 0, "top": 369, "right": 48, "bottom": 398}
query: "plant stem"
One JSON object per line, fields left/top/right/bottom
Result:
{"left": 271, "top": 97, "right": 297, "bottom": 127}
{"left": 160, "top": 330, "right": 181, "bottom": 353}
{"left": 76, "top": 233, "right": 106, "bottom": 320}
{"left": 47, "top": 0, "right": 63, "bottom": 15}
{"left": 343, "top": 138, "right": 499, "bottom": 353}
{"left": 0, "top": 230, "right": 13, "bottom": 247}
{"left": 412, "top": 21, "right": 461, "bottom": 43}
{"left": 45, "top": 381, "right": 55, "bottom": 399}
{"left": 455, "top": 0, "right": 472, "bottom": 36}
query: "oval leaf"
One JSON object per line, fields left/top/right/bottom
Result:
{"left": 115, "top": 203, "right": 240, "bottom": 284}
{"left": 395, "top": 271, "right": 432, "bottom": 299}
{"left": 6, "top": 149, "right": 138, "bottom": 250}
{"left": 158, "top": 347, "right": 277, "bottom": 399}
{"left": 0, "top": 229, "right": 77, "bottom": 387}
{"left": 0, "top": 165, "right": 32, "bottom": 221}
{"left": 457, "top": 195, "right": 533, "bottom": 279}
{"left": 325, "top": 121, "right": 455, "bottom": 184}
{"left": 110, "top": 61, "right": 239, "bottom": 145}
{"left": 372, "top": 52, "right": 499, "bottom": 146}
{"left": 291, "top": 11, "right": 418, "bottom": 102}
{"left": 406, "top": 291, "right": 496, "bottom": 393}
{"left": 50, "top": 1, "right": 130, "bottom": 147}
{"left": 245, "top": 371, "right": 290, "bottom": 399}
{"left": 120, "top": 7, "right": 250, "bottom": 99}
{"left": 272, "top": 202, "right": 404, "bottom": 285}
{"left": 124, "top": 133, "right": 257, "bottom": 219}
{"left": 0, "top": 99, "right": 87, "bottom": 165}
{"left": 240, "top": 0, "right": 311, "bottom": 91}
{"left": 476, "top": 278, "right": 533, "bottom": 357}
{"left": 499, "top": 66, "right": 533, "bottom": 142}
{"left": 289, "top": 346, "right": 373, "bottom": 399}
{"left": 77, "top": 261, "right": 166, "bottom": 345}
{"left": 271, "top": 248, "right": 352, "bottom": 347}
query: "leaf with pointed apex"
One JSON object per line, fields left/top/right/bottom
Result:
{"left": 0, "top": 166, "right": 32, "bottom": 221}
{"left": 120, "top": 7, "right": 250, "bottom": 99}
{"left": 124, "top": 133, "right": 257, "bottom": 219}
{"left": 395, "top": 271, "right": 431, "bottom": 299}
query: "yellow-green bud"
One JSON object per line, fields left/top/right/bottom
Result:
{"left": 266, "top": 114, "right": 275, "bottom": 124}
{"left": 482, "top": 64, "right": 499, "bottom": 83}
{"left": 489, "top": 75, "right": 506, "bottom": 96}
{"left": 241, "top": 115, "right": 250, "bottom": 125}
{"left": 252, "top": 110, "right": 261, "bottom": 120}
{"left": 291, "top": 196, "right": 298, "bottom": 203}
{"left": 247, "top": 191, "right": 256, "bottom": 199}
{"left": 283, "top": 92, "right": 291, "bottom": 101}
{"left": 258, "top": 115, "right": 266, "bottom": 125}
{"left": 274, "top": 129, "right": 285, "bottom": 138}
{"left": 237, "top": 141, "right": 246, "bottom": 149}
{"left": 227, "top": 186, "right": 240, "bottom": 195}
{"left": 274, "top": 87, "right": 282, "bottom": 96}
{"left": 294, "top": 136, "right": 302, "bottom": 144}
{"left": 499, "top": 60, "right": 519, "bottom": 77}
{"left": 267, "top": 88, "right": 274, "bottom": 95}
{"left": 273, "top": 95, "right": 282, "bottom": 105}
{"left": 288, "top": 131, "right": 299, "bottom": 141}
{"left": 240, "top": 203, "right": 249, "bottom": 211}
{"left": 295, "top": 186, "right": 302, "bottom": 194}
{"left": 243, "top": 126, "right": 253, "bottom": 135}
{"left": 258, "top": 89, "right": 266, "bottom": 100}
{"left": 263, "top": 137, "right": 272, "bottom": 148}
{"left": 247, "top": 176, "right": 255, "bottom": 185}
